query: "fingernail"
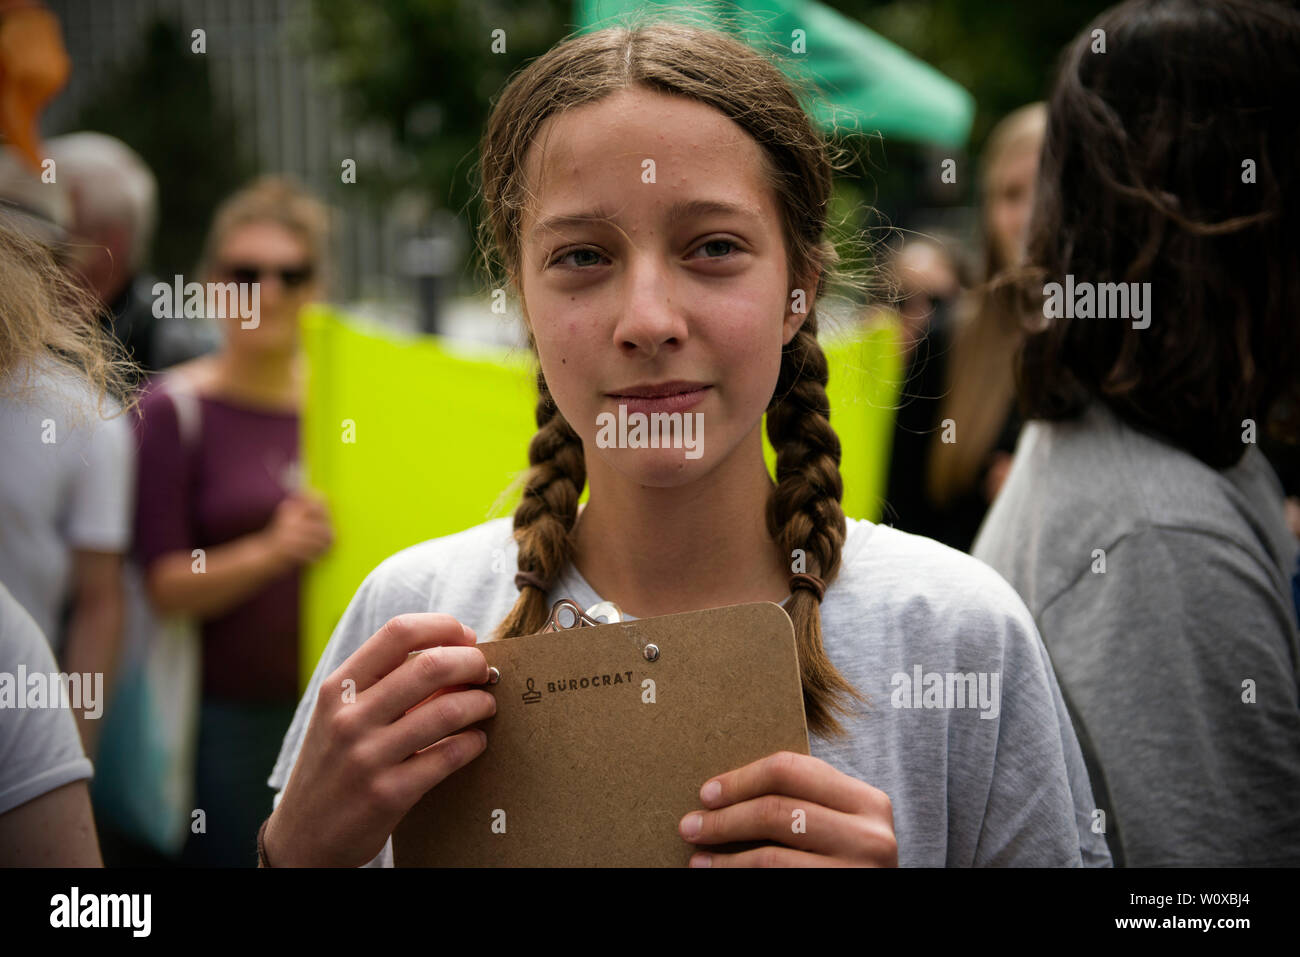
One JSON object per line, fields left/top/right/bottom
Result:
{"left": 476, "top": 729, "right": 487, "bottom": 746}
{"left": 701, "top": 779, "right": 722, "bottom": 804}
{"left": 690, "top": 853, "right": 711, "bottom": 868}
{"left": 462, "top": 624, "right": 477, "bottom": 642}
{"left": 681, "top": 812, "right": 703, "bottom": 839}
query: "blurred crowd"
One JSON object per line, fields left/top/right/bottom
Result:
{"left": 0, "top": 121, "right": 336, "bottom": 863}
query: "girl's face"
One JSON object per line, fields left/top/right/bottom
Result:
{"left": 517, "top": 86, "right": 807, "bottom": 488}
{"left": 210, "top": 220, "right": 319, "bottom": 355}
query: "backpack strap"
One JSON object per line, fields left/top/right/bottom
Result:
{"left": 161, "top": 372, "right": 202, "bottom": 451}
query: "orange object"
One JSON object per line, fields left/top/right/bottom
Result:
{"left": 0, "top": 3, "right": 70, "bottom": 172}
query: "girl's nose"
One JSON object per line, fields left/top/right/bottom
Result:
{"left": 612, "top": 258, "right": 689, "bottom": 358}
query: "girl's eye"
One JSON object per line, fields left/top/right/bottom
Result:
{"left": 552, "top": 248, "right": 606, "bottom": 269}
{"left": 693, "top": 238, "right": 737, "bottom": 259}
{"left": 550, "top": 238, "right": 739, "bottom": 269}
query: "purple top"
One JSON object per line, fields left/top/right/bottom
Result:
{"left": 133, "top": 377, "right": 300, "bottom": 702}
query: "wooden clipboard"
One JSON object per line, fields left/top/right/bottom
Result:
{"left": 391, "top": 600, "right": 810, "bottom": 866}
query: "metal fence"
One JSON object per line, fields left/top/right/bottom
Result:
{"left": 43, "top": 0, "right": 409, "bottom": 307}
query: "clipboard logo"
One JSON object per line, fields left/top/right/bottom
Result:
{"left": 518, "top": 671, "right": 638, "bottom": 703}
{"left": 514, "top": 600, "right": 648, "bottom": 706}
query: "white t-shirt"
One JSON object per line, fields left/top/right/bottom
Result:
{"left": 0, "top": 580, "right": 93, "bottom": 815}
{"left": 0, "top": 366, "right": 134, "bottom": 652}
{"left": 269, "top": 516, "right": 1113, "bottom": 867}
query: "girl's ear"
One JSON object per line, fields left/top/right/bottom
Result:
{"left": 782, "top": 267, "right": 821, "bottom": 344}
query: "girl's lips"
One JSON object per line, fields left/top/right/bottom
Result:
{"left": 604, "top": 386, "right": 711, "bottom": 416}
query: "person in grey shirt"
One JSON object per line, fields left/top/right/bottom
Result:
{"left": 266, "top": 515, "right": 1112, "bottom": 867}
{"left": 972, "top": 0, "right": 1300, "bottom": 866}
{"left": 0, "top": 580, "right": 102, "bottom": 865}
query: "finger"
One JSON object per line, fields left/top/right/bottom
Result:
{"left": 364, "top": 644, "right": 491, "bottom": 722}
{"left": 381, "top": 688, "right": 497, "bottom": 764}
{"left": 330, "top": 614, "right": 476, "bottom": 697}
{"left": 385, "top": 728, "right": 489, "bottom": 810}
{"left": 680, "top": 795, "right": 870, "bottom": 857}
{"left": 300, "top": 499, "right": 330, "bottom": 520}
{"left": 289, "top": 531, "right": 329, "bottom": 551}
{"left": 293, "top": 538, "right": 330, "bottom": 560}
{"left": 303, "top": 531, "right": 333, "bottom": 551}
{"left": 700, "top": 750, "right": 880, "bottom": 816}
{"left": 690, "top": 845, "right": 845, "bottom": 868}
{"left": 407, "top": 681, "right": 473, "bottom": 713}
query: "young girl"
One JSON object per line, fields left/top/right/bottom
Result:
{"left": 263, "top": 19, "right": 1110, "bottom": 868}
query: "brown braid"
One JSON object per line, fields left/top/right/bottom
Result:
{"left": 491, "top": 369, "right": 586, "bottom": 641}
{"left": 767, "top": 316, "right": 869, "bottom": 738}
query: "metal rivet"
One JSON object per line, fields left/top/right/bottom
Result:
{"left": 487, "top": 666, "right": 500, "bottom": 684}
{"left": 644, "top": 643, "right": 659, "bottom": 662}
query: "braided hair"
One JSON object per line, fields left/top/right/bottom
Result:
{"left": 477, "top": 16, "right": 869, "bottom": 736}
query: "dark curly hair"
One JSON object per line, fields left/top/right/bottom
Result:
{"left": 1013, "top": 0, "right": 1300, "bottom": 467}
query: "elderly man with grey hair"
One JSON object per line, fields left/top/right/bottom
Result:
{"left": 46, "top": 131, "right": 216, "bottom": 374}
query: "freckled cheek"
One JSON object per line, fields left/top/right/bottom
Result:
{"left": 533, "top": 316, "right": 587, "bottom": 367}
{"left": 533, "top": 330, "right": 599, "bottom": 427}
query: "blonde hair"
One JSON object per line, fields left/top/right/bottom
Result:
{"left": 197, "top": 175, "right": 331, "bottom": 286}
{"left": 0, "top": 216, "right": 136, "bottom": 418}
{"left": 927, "top": 103, "right": 1046, "bottom": 507}
{"left": 475, "top": 17, "right": 870, "bottom": 737}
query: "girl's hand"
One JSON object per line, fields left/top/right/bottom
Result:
{"left": 263, "top": 613, "right": 496, "bottom": 867}
{"left": 678, "top": 751, "right": 898, "bottom": 867}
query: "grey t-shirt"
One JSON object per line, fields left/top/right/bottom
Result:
{"left": 270, "top": 515, "right": 1112, "bottom": 867}
{"left": 0, "top": 366, "right": 133, "bottom": 652}
{"left": 973, "top": 400, "right": 1300, "bottom": 866}
{"left": 0, "top": 580, "right": 93, "bottom": 815}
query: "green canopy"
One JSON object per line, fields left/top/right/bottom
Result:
{"left": 575, "top": 0, "right": 974, "bottom": 147}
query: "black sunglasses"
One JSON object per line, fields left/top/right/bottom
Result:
{"left": 219, "top": 262, "right": 316, "bottom": 287}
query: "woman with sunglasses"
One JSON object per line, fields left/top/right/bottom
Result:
{"left": 131, "top": 175, "right": 334, "bottom": 866}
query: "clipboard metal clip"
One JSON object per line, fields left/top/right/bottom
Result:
{"left": 540, "top": 598, "right": 660, "bottom": 662}
{"left": 541, "top": 598, "right": 618, "bottom": 632}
